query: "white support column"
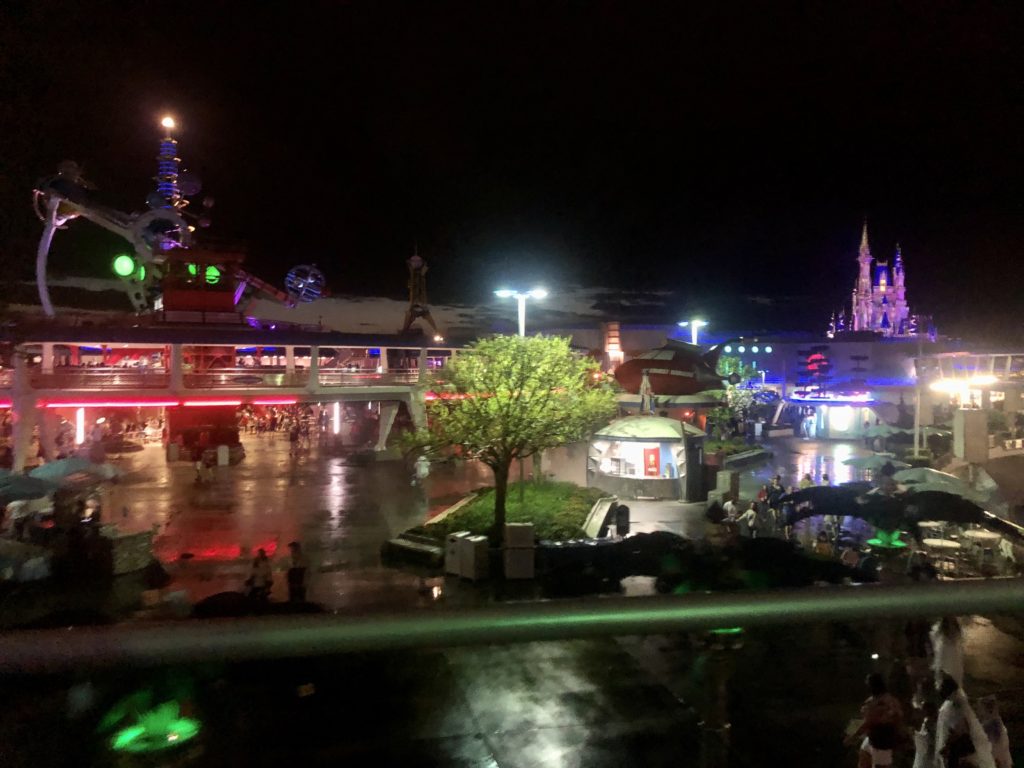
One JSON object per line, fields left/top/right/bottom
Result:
{"left": 285, "top": 345, "right": 296, "bottom": 374}
{"left": 375, "top": 402, "right": 399, "bottom": 451}
{"left": 406, "top": 392, "right": 427, "bottom": 431}
{"left": 418, "top": 348, "right": 428, "bottom": 383}
{"left": 170, "top": 344, "right": 184, "bottom": 392}
{"left": 307, "top": 345, "right": 320, "bottom": 394}
{"left": 378, "top": 347, "right": 389, "bottom": 374}
{"left": 41, "top": 343, "right": 54, "bottom": 374}
{"left": 11, "top": 349, "right": 36, "bottom": 472}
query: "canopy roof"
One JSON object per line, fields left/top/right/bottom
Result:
{"left": 594, "top": 415, "right": 705, "bottom": 441}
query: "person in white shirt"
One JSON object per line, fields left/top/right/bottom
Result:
{"left": 979, "top": 696, "right": 1013, "bottom": 768}
{"left": 739, "top": 503, "right": 759, "bottom": 538}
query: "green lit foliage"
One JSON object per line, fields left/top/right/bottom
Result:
{"left": 706, "top": 355, "right": 760, "bottom": 436}
{"left": 415, "top": 481, "right": 604, "bottom": 541}
{"left": 867, "top": 529, "right": 908, "bottom": 549}
{"left": 411, "top": 335, "right": 617, "bottom": 542}
{"left": 108, "top": 699, "right": 200, "bottom": 753}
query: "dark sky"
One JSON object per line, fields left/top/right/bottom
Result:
{"left": 3, "top": 1, "right": 1024, "bottom": 337}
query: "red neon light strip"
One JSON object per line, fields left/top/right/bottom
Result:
{"left": 183, "top": 400, "right": 243, "bottom": 407}
{"left": 44, "top": 400, "right": 181, "bottom": 408}
{"left": 0, "top": 401, "right": 12, "bottom": 408}
{"left": 252, "top": 398, "right": 298, "bottom": 405}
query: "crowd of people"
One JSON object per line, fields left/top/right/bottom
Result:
{"left": 244, "top": 541, "right": 309, "bottom": 604}
{"left": 845, "top": 617, "right": 1012, "bottom": 768}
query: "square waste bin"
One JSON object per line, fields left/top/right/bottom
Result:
{"left": 445, "top": 531, "right": 471, "bottom": 576}
{"left": 459, "top": 535, "right": 490, "bottom": 581}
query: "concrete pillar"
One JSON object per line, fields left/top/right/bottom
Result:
{"left": 285, "top": 345, "right": 296, "bottom": 374}
{"left": 1002, "top": 386, "right": 1022, "bottom": 416}
{"left": 41, "top": 342, "right": 54, "bottom": 374}
{"left": 981, "top": 388, "right": 992, "bottom": 410}
{"left": 375, "top": 402, "right": 399, "bottom": 451}
{"left": 378, "top": 347, "right": 389, "bottom": 374}
{"left": 418, "top": 348, "right": 428, "bottom": 383}
{"left": 406, "top": 391, "right": 427, "bottom": 431}
{"left": 170, "top": 344, "right": 184, "bottom": 392}
{"left": 307, "top": 345, "right": 319, "bottom": 394}
{"left": 37, "top": 409, "right": 59, "bottom": 461}
{"left": 11, "top": 349, "right": 36, "bottom": 472}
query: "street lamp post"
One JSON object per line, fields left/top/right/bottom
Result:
{"left": 677, "top": 319, "right": 708, "bottom": 346}
{"left": 494, "top": 288, "right": 548, "bottom": 337}
{"left": 494, "top": 287, "right": 549, "bottom": 508}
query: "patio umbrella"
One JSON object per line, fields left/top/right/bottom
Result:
{"left": 29, "top": 457, "right": 121, "bottom": 485}
{"left": 843, "top": 454, "right": 910, "bottom": 471}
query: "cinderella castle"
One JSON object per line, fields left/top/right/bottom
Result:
{"left": 829, "top": 221, "right": 930, "bottom": 338}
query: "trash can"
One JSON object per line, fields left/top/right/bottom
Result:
{"left": 459, "top": 535, "right": 490, "bottom": 581}
{"left": 615, "top": 504, "right": 631, "bottom": 537}
{"left": 166, "top": 442, "right": 179, "bottom": 462}
{"left": 504, "top": 523, "right": 535, "bottom": 580}
{"left": 445, "top": 531, "right": 471, "bottom": 576}
{"left": 216, "top": 444, "right": 230, "bottom": 466}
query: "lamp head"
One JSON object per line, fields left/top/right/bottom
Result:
{"left": 494, "top": 289, "right": 515, "bottom": 298}
{"left": 528, "top": 288, "right": 548, "bottom": 299}
{"left": 160, "top": 116, "right": 176, "bottom": 130}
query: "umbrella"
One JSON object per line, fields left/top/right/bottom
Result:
{"left": 0, "top": 471, "right": 59, "bottom": 504}
{"left": 901, "top": 490, "right": 986, "bottom": 525}
{"left": 865, "top": 424, "right": 911, "bottom": 438}
{"left": 900, "top": 481, "right": 988, "bottom": 504}
{"left": 843, "top": 454, "right": 910, "bottom": 471}
{"left": 893, "top": 467, "right": 968, "bottom": 488}
{"left": 29, "top": 457, "right": 121, "bottom": 485}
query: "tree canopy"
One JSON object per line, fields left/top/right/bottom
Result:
{"left": 414, "top": 334, "right": 618, "bottom": 540}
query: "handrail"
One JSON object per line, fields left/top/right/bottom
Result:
{"left": 318, "top": 370, "right": 420, "bottom": 386}
{"left": 183, "top": 369, "right": 309, "bottom": 388}
{"left": 0, "top": 578, "right": 1020, "bottom": 672}
{"left": 29, "top": 370, "right": 170, "bottom": 389}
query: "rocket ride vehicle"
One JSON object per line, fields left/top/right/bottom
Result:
{"left": 613, "top": 339, "right": 740, "bottom": 396}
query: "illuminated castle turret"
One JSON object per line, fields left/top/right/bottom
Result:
{"left": 843, "top": 221, "right": 919, "bottom": 337}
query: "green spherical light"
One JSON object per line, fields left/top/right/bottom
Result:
{"left": 187, "top": 263, "right": 197, "bottom": 277}
{"left": 112, "top": 255, "right": 135, "bottom": 277}
{"left": 205, "top": 265, "right": 220, "bottom": 285}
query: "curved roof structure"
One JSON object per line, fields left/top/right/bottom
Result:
{"left": 594, "top": 415, "right": 704, "bottom": 441}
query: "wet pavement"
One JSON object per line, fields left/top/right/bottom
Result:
{"left": 2, "top": 435, "right": 1024, "bottom": 766}
{"left": 95, "top": 433, "right": 494, "bottom": 606}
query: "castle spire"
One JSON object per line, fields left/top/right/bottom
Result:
{"left": 859, "top": 218, "right": 871, "bottom": 260}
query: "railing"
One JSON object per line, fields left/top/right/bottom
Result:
{"left": 183, "top": 368, "right": 309, "bottom": 388}
{"left": 0, "top": 578, "right": 1019, "bottom": 672}
{"left": 29, "top": 369, "right": 171, "bottom": 390}
{"left": 317, "top": 370, "right": 421, "bottom": 387}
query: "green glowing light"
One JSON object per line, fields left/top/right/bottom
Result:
{"left": 112, "top": 254, "right": 135, "bottom": 277}
{"left": 108, "top": 701, "right": 200, "bottom": 754}
{"left": 868, "top": 529, "right": 908, "bottom": 549}
{"left": 187, "top": 263, "right": 220, "bottom": 284}
{"left": 710, "top": 627, "right": 744, "bottom": 635}
{"left": 136, "top": 264, "right": 146, "bottom": 282}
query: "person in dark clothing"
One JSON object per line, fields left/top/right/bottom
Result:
{"left": 286, "top": 541, "right": 308, "bottom": 602}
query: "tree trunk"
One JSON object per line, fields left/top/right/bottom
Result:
{"left": 490, "top": 458, "right": 512, "bottom": 547}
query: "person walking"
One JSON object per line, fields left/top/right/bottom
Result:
{"left": 931, "top": 617, "right": 965, "bottom": 688}
{"left": 846, "top": 673, "right": 904, "bottom": 768}
{"left": 936, "top": 674, "right": 996, "bottom": 768}
{"left": 246, "top": 548, "right": 273, "bottom": 603}
{"left": 978, "top": 696, "right": 1012, "bottom": 768}
{"left": 912, "top": 701, "right": 940, "bottom": 768}
{"left": 286, "top": 541, "right": 308, "bottom": 603}
{"left": 739, "top": 502, "right": 759, "bottom": 539}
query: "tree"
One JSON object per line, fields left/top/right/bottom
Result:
{"left": 413, "top": 335, "right": 618, "bottom": 543}
{"left": 706, "top": 355, "right": 759, "bottom": 438}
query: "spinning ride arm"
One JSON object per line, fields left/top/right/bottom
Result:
{"left": 33, "top": 171, "right": 191, "bottom": 316}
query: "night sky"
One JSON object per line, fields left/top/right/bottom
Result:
{"left": 3, "top": 2, "right": 1023, "bottom": 338}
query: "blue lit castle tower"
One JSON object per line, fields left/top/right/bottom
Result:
{"left": 844, "top": 221, "right": 918, "bottom": 337}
